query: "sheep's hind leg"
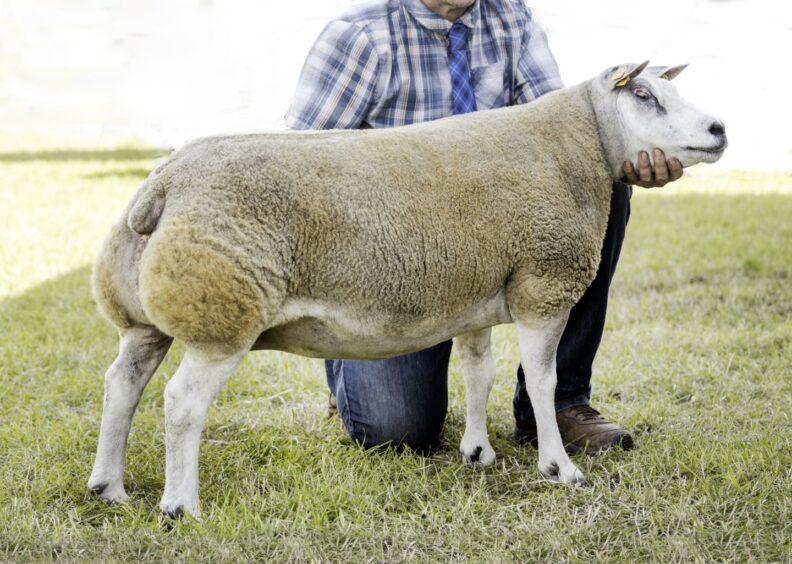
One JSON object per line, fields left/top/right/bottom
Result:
{"left": 159, "top": 348, "right": 246, "bottom": 519}
{"left": 456, "top": 328, "right": 496, "bottom": 467}
{"left": 515, "top": 314, "right": 586, "bottom": 485}
{"left": 88, "top": 326, "right": 173, "bottom": 502}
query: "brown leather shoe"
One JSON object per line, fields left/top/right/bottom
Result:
{"left": 514, "top": 405, "right": 634, "bottom": 454}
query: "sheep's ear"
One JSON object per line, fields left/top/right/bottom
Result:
{"left": 610, "top": 60, "right": 650, "bottom": 88}
{"left": 660, "top": 64, "right": 689, "bottom": 81}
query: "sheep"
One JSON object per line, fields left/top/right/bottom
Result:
{"left": 87, "top": 61, "right": 727, "bottom": 518}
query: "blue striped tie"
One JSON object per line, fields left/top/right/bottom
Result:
{"left": 447, "top": 22, "right": 477, "bottom": 115}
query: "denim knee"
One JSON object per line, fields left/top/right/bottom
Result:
{"left": 330, "top": 342, "right": 452, "bottom": 452}
{"left": 338, "top": 387, "right": 446, "bottom": 452}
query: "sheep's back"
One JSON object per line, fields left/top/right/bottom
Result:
{"left": 143, "top": 85, "right": 612, "bottom": 326}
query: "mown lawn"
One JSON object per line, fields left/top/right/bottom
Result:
{"left": 0, "top": 148, "right": 790, "bottom": 561}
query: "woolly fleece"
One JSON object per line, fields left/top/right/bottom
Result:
{"left": 92, "top": 83, "right": 614, "bottom": 358}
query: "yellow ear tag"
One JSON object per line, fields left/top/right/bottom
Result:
{"left": 611, "top": 68, "right": 630, "bottom": 87}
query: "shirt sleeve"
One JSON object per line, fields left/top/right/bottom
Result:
{"left": 512, "top": 11, "right": 564, "bottom": 105}
{"left": 285, "top": 19, "right": 380, "bottom": 130}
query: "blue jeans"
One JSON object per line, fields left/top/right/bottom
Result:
{"left": 325, "top": 341, "right": 451, "bottom": 452}
{"left": 326, "top": 183, "right": 631, "bottom": 451}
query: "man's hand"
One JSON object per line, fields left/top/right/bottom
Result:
{"left": 622, "top": 149, "right": 683, "bottom": 188}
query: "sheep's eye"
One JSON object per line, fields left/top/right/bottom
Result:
{"left": 633, "top": 88, "right": 652, "bottom": 100}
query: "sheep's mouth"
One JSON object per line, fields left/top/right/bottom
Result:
{"left": 684, "top": 140, "right": 728, "bottom": 154}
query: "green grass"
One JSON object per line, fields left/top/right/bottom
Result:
{"left": 0, "top": 147, "right": 790, "bottom": 561}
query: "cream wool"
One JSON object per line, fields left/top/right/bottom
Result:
{"left": 88, "top": 64, "right": 728, "bottom": 517}
{"left": 94, "top": 84, "right": 611, "bottom": 357}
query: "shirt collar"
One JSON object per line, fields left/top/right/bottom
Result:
{"left": 402, "top": 0, "right": 480, "bottom": 35}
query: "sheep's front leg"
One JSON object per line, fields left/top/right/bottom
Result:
{"left": 456, "top": 328, "right": 496, "bottom": 466}
{"left": 88, "top": 326, "right": 172, "bottom": 502}
{"left": 516, "top": 314, "right": 586, "bottom": 485}
{"left": 159, "top": 348, "right": 246, "bottom": 519}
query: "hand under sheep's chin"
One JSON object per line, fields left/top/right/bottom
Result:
{"left": 622, "top": 149, "right": 684, "bottom": 188}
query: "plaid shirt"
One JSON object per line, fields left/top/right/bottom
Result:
{"left": 286, "top": 0, "right": 563, "bottom": 130}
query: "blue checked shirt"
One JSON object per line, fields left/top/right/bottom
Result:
{"left": 286, "top": 0, "right": 563, "bottom": 130}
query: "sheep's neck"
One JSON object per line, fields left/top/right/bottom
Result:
{"left": 512, "top": 83, "right": 614, "bottom": 192}
{"left": 584, "top": 82, "right": 629, "bottom": 180}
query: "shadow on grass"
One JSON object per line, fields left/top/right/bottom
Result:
{"left": 0, "top": 148, "right": 170, "bottom": 163}
{"left": 0, "top": 265, "right": 116, "bottom": 386}
{"left": 0, "top": 265, "right": 96, "bottom": 330}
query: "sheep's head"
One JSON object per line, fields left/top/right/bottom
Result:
{"left": 590, "top": 61, "right": 727, "bottom": 177}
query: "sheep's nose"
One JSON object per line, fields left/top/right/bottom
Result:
{"left": 708, "top": 121, "right": 726, "bottom": 137}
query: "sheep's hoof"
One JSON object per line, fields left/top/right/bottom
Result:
{"left": 539, "top": 461, "right": 587, "bottom": 486}
{"left": 562, "top": 467, "right": 588, "bottom": 486}
{"left": 161, "top": 505, "right": 184, "bottom": 521}
{"left": 88, "top": 480, "right": 130, "bottom": 503}
{"left": 159, "top": 498, "right": 199, "bottom": 520}
{"left": 89, "top": 482, "right": 108, "bottom": 495}
{"left": 460, "top": 441, "right": 496, "bottom": 467}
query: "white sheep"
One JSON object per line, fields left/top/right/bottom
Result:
{"left": 87, "top": 62, "right": 726, "bottom": 518}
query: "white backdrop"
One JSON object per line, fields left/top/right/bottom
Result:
{"left": 1, "top": 0, "right": 789, "bottom": 170}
